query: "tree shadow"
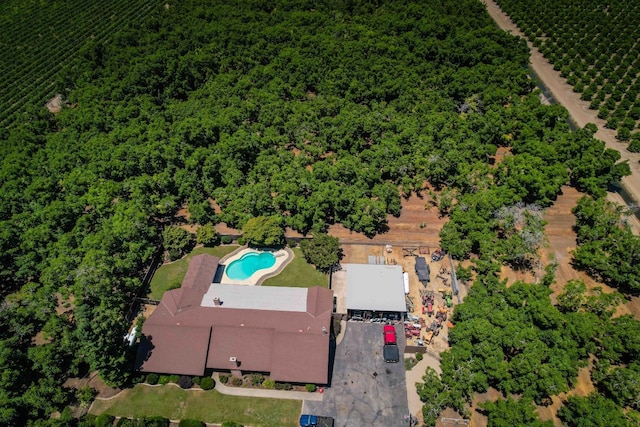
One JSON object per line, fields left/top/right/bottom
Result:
{"left": 134, "top": 334, "right": 155, "bottom": 371}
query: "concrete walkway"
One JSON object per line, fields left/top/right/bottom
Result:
{"left": 212, "top": 373, "right": 324, "bottom": 401}
{"left": 335, "top": 320, "right": 347, "bottom": 345}
{"left": 405, "top": 351, "right": 442, "bottom": 423}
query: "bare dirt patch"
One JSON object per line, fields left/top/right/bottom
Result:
{"left": 329, "top": 193, "right": 447, "bottom": 247}
{"left": 468, "top": 387, "right": 503, "bottom": 427}
{"left": 468, "top": 187, "right": 639, "bottom": 426}
{"left": 64, "top": 371, "right": 121, "bottom": 399}
{"left": 536, "top": 357, "right": 595, "bottom": 426}
{"left": 491, "top": 146, "right": 512, "bottom": 165}
{"left": 45, "top": 94, "right": 63, "bottom": 114}
{"left": 541, "top": 186, "right": 640, "bottom": 318}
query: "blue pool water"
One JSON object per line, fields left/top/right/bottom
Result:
{"left": 225, "top": 251, "right": 276, "bottom": 280}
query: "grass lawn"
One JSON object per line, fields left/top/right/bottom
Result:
{"left": 149, "top": 246, "right": 238, "bottom": 299}
{"left": 262, "top": 248, "right": 328, "bottom": 288}
{"left": 89, "top": 384, "right": 301, "bottom": 427}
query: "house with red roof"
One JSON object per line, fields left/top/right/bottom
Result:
{"left": 136, "top": 253, "right": 334, "bottom": 384}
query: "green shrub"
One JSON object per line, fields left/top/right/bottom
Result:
{"left": 158, "top": 375, "right": 170, "bottom": 385}
{"left": 116, "top": 418, "right": 137, "bottom": 426}
{"left": 146, "top": 373, "right": 159, "bottom": 385}
{"left": 274, "top": 382, "right": 284, "bottom": 390}
{"left": 455, "top": 266, "right": 473, "bottom": 283}
{"left": 628, "top": 138, "right": 640, "bottom": 153}
{"left": 168, "top": 248, "right": 182, "bottom": 261}
{"left": 262, "top": 379, "right": 275, "bottom": 389}
{"left": 237, "top": 237, "right": 246, "bottom": 245}
{"left": 76, "top": 385, "right": 97, "bottom": 408}
{"left": 404, "top": 357, "right": 417, "bottom": 371}
{"left": 144, "top": 416, "right": 170, "bottom": 427}
{"left": 191, "top": 376, "right": 201, "bottom": 385}
{"left": 305, "top": 383, "right": 317, "bottom": 392}
{"left": 221, "top": 235, "right": 233, "bottom": 244}
{"left": 78, "top": 414, "right": 96, "bottom": 427}
{"left": 231, "top": 377, "right": 243, "bottom": 386}
{"left": 95, "top": 414, "right": 115, "bottom": 427}
{"left": 169, "top": 375, "right": 180, "bottom": 383}
{"left": 617, "top": 127, "right": 631, "bottom": 141}
{"left": 219, "top": 374, "right": 229, "bottom": 384}
{"left": 221, "top": 422, "right": 244, "bottom": 427}
{"left": 283, "top": 383, "right": 292, "bottom": 390}
{"left": 200, "top": 377, "right": 215, "bottom": 390}
{"left": 179, "top": 420, "right": 205, "bottom": 427}
{"left": 415, "top": 352, "right": 424, "bottom": 361}
{"left": 250, "top": 374, "right": 263, "bottom": 386}
{"left": 286, "top": 238, "right": 298, "bottom": 248}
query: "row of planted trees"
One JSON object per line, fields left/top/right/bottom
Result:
{"left": 0, "top": 0, "right": 164, "bottom": 128}
{"left": 496, "top": 0, "right": 640, "bottom": 145}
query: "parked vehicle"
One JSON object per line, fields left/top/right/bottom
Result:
{"left": 383, "top": 324, "right": 400, "bottom": 362}
{"left": 383, "top": 344, "right": 400, "bottom": 363}
{"left": 299, "top": 414, "right": 334, "bottom": 427}
{"left": 431, "top": 248, "right": 445, "bottom": 261}
{"left": 383, "top": 325, "right": 396, "bottom": 345}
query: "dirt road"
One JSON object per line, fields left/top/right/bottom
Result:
{"left": 483, "top": 0, "right": 640, "bottom": 208}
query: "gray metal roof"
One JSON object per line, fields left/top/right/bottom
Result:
{"left": 201, "top": 284, "right": 308, "bottom": 312}
{"left": 345, "top": 264, "right": 406, "bottom": 312}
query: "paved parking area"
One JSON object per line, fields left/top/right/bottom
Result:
{"left": 304, "top": 323, "right": 409, "bottom": 427}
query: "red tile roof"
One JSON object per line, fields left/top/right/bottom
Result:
{"left": 136, "top": 324, "right": 211, "bottom": 376}
{"left": 207, "top": 326, "right": 274, "bottom": 373}
{"left": 137, "top": 254, "right": 333, "bottom": 384}
{"left": 270, "top": 332, "right": 331, "bottom": 384}
{"left": 182, "top": 253, "right": 220, "bottom": 292}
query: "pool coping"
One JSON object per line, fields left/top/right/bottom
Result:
{"left": 218, "top": 246, "right": 294, "bottom": 286}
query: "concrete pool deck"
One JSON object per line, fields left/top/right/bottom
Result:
{"left": 218, "top": 246, "right": 293, "bottom": 285}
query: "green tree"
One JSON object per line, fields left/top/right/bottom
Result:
{"left": 300, "top": 234, "right": 342, "bottom": 272}
{"left": 416, "top": 368, "right": 455, "bottom": 427}
{"left": 195, "top": 223, "right": 220, "bottom": 247}
{"left": 572, "top": 196, "right": 640, "bottom": 293}
{"left": 598, "top": 363, "right": 640, "bottom": 410}
{"left": 480, "top": 397, "right": 553, "bottom": 427}
{"left": 557, "top": 280, "right": 586, "bottom": 313}
{"left": 241, "top": 216, "right": 285, "bottom": 247}
{"left": 162, "top": 226, "right": 194, "bottom": 260}
{"left": 558, "top": 393, "right": 632, "bottom": 427}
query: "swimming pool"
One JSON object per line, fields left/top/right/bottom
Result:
{"left": 225, "top": 251, "right": 277, "bottom": 281}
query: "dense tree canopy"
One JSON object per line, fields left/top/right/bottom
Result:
{"left": 0, "top": 0, "right": 634, "bottom": 424}
{"left": 479, "top": 397, "right": 553, "bottom": 427}
{"left": 416, "top": 268, "right": 640, "bottom": 425}
{"left": 558, "top": 393, "right": 635, "bottom": 427}
{"left": 572, "top": 196, "right": 640, "bottom": 294}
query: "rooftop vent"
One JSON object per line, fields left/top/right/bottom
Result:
{"left": 213, "top": 296, "right": 221, "bottom": 306}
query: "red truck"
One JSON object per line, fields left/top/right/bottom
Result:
{"left": 383, "top": 325, "right": 399, "bottom": 363}
{"left": 383, "top": 325, "right": 396, "bottom": 345}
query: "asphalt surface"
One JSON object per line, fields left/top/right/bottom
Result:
{"left": 304, "top": 322, "right": 410, "bottom": 427}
